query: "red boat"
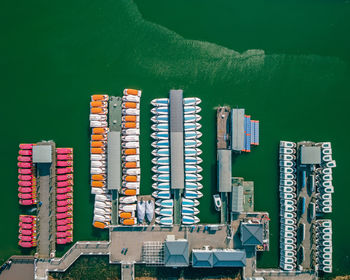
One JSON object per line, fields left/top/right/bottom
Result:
{"left": 18, "top": 168, "right": 32, "bottom": 175}
{"left": 18, "top": 180, "right": 33, "bottom": 187}
{"left": 56, "top": 238, "right": 68, "bottom": 245}
{"left": 56, "top": 167, "right": 73, "bottom": 174}
{"left": 57, "top": 174, "right": 73, "bottom": 181}
{"left": 57, "top": 161, "right": 73, "bottom": 167}
{"left": 18, "top": 187, "right": 33, "bottom": 193}
{"left": 18, "top": 193, "right": 34, "bottom": 199}
{"left": 19, "top": 229, "right": 34, "bottom": 235}
{"left": 18, "top": 175, "right": 33, "bottom": 181}
{"left": 57, "top": 206, "right": 73, "bottom": 213}
{"left": 56, "top": 211, "right": 72, "bottom": 219}
{"left": 57, "top": 180, "right": 73, "bottom": 188}
{"left": 19, "top": 199, "right": 36, "bottom": 206}
{"left": 56, "top": 148, "right": 73, "bottom": 154}
{"left": 18, "top": 234, "right": 33, "bottom": 242}
{"left": 57, "top": 217, "right": 73, "bottom": 226}
{"left": 17, "top": 162, "right": 32, "bottom": 168}
{"left": 57, "top": 154, "right": 73, "bottom": 160}
{"left": 66, "top": 236, "right": 73, "bottom": 243}
{"left": 57, "top": 224, "right": 73, "bottom": 231}
{"left": 17, "top": 156, "right": 32, "bottom": 162}
{"left": 56, "top": 230, "right": 72, "bottom": 238}
{"left": 57, "top": 193, "right": 73, "bottom": 200}
{"left": 19, "top": 144, "right": 33, "bottom": 150}
{"left": 19, "top": 149, "right": 32, "bottom": 156}
{"left": 57, "top": 199, "right": 73, "bottom": 207}
{"left": 56, "top": 187, "right": 73, "bottom": 194}
{"left": 19, "top": 241, "right": 34, "bottom": 248}
{"left": 19, "top": 215, "right": 35, "bottom": 223}
{"left": 19, "top": 222, "right": 33, "bottom": 230}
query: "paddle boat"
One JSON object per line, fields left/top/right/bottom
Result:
{"left": 182, "top": 215, "right": 200, "bottom": 225}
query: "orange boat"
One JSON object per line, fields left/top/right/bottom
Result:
{"left": 91, "top": 134, "right": 107, "bottom": 141}
{"left": 93, "top": 221, "right": 107, "bottom": 229}
{"left": 121, "top": 188, "right": 137, "bottom": 196}
{"left": 91, "top": 141, "right": 106, "bottom": 148}
{"left": 91, "top": 148, "right": 105, "bottom": 154}
{"left": 122, "top": 115, "right": 138, "bottom": 122}
{"left": 92, "top": 127, "right": 109, "bottom": 134}
{"left": 119, "top": 211, "right": 132, "bottom": 219}
{"left": 121, "top": 218, "right": 137, "bottom": 225}
{"left": 123, "top": 149, "right": 138, "bottom": 155}
{"left": 122, "top": 122, "right": 137, "bottom": 129}
{"left": 92, "top": 95, "right": 109, "bottom": 101}
{"left": 91, "top": 174, "right": 106, "bottom": 181}
{"left": 122, "top": 102, "right": 139, "bottom": 109}
{"left": 91, "top": 107, "right": 107, "bottom": 114}
{"left": 90, "top": 101, "right": 107, "bottom": 107}
{"left": 91, "top": 181, "right": 105, "bottom": 188}
{"left": 123, "top": 175, "right": 138, "bottom": 182}
{"left": 124, "top": 89, "right": 141, "bottom": 96}
{"left": 123, "top": 162, "right": 139, "bottom": 168}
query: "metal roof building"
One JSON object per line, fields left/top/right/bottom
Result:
{"left": 192, "top": 250, "right": 213, "bottom": 268}
{"left": 231, "top": 185, "right": 244, "bottom": 212}
{"left": 33, "top": 145, "right": 52, "bottom": 163}
{"left": 212, "top": 249, "right": 246, "bottom": 267}
{"left": 107, "top": 131, "right": 121, "bottom": 190}
{"left": 169, "top": 89, "right": 184, "bottom": 190}
{"left": 231, "top": 109, "right": 245, "bottom": 152}
{"left": 240, "top": 223, "right": 263, "bottom": 246}
{"left": 164, "top": 239, "right": 189, "bottom": 267}
{"left": 217, "top": 149, "right": 232, "bottom": 192}
{"left": 300, "top": 146, "right": 321, "bottom": 164}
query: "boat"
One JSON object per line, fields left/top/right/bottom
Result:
{"left": 155, "top": 216, "right": 173, "bottom": 226}
{"left": 89, "top": 114, "right": 107, "bottom": 121}
{"left": 19, "top": 199, "right": 36, "bottom": 205}
{"left": 152, "top": 183, "right": 170, "bottom": 191}
{"left": 57, "top": 218, "right": 73, "bottom": 226}
{"left": 213, "top": 194, "right": 222, "bottom": 211}
{"left": 122, "top": 129, "right": 140, "bottom": 135}
{"left": 151, "top": 140, "right": 169, "bottom": 148}
{"left": 18, "top": 168, "right": 32, "bottom": 174}
{"left": 151, "top": 115, "right": 168, "bottom": 123}
{"left": 19, "top": 223, "right": 34, "bottom": 230}
{"left": 90, "top": 121, "right": 108, "bottom": 127}
{"left": 184, "top": 106, "right": 201, "bottom": 114}
{"left": 56, "top": 211, "right": 72, "bottom": 219}
{"left": 322, "top": 168, "right": 332, "bottom": 175}
{"left": 185, "top": 174, "right": 203, "bottom": 182}
{"left": 151, "top": 157, "right": 169, "bottom": 165}
{"left": 17, "top": 162, "right": 32, "bottom": 168}
{"left": 90, "top": 101, "right": 108, "bottom": 108}
{"left": 182, "top": 215, "right": 200, "bottom": 224}
{"left": 184, "top": 148, "right": 202, "bottom": 156}
{"left": 57, "top": 174, "right": 73, "bottom": 182}
{"left": 91, "top": 188, "right": 107, "bottom": 195}
{"left": 120, "top": 188, "right": 137, "bottom": 196}
{"left": 322, "top": 155, "right": 332, "bottom": 162}
{"left": 91, "top": 181, "right": 105, "bottom": 188}
{"left": 57, "top": 199, "right": 73, "bottom": 207}
{"left": 122, "top": 175, "right": 140, "bottom": 182}
{"left": 185, "top": 165, "right": 203, "bottom": 173}
{"left": 92, "top": 127, "right": 109, "bottom": 134}
{"left": 18, "top": 180, "right": 33, "bottom": 187}
{"left": 280, "top": 141, "right": 296, "bottom": 148}
{"left": 151, "top": 107, "right": 168, "bottom": 115}
{"left": 279, "top": 161, "right": 295, "bottom": 167}
{"left": 19, "top": 228, "right": 35, "bottom": 236}
{"left": 137, "top": 200, "right": 146, "bottom": 223}
{"left": 151, "top": 132, "right": 169, "bottom": 140}
{"left": 94, "top": 207, "right": 111, "bottom": 216}
{"left": 19, "top": 149, "right": 32, "bottom": 156}
{"left": 185, "top": 139, "right": 202, "bottom": 147}
{"left": 152, "top": 149, "right": 169, "bottom": 157}
{"left": 57, "top": 167, "right": 74, "bottom": 174}
{"left": 119, "top": 196, "right": 137, "bottom": 204}
{"left": 280, "top": 179, "right": 296, "bottom": 186}
{"left": 151, "top": 98, "right": 169, "bottom": 106}
{"left": 18, "top": 234, "right": 33, "bottom": 242}
{"left": 123, "top": 168, "right": 141, "bottom": 175}
{"left": 123, "top": 89, "right": 142, "bottom": 97}
{"left": 17, "top": 156, "right": 32, "bottom": 162}
{"left": 322, "top": 142, "right": 332, "bottom": 149}
{"left": 91, "top": 141, "right": 106, "bottom": 148}
{"left": 152, "top": 165, "right": 170, "bottom": 174}
{"left": 122, "top": 142, "right": 139, "bottom": 149}
{"left": 155, "top": 207, "right": 173, "bottom": 217}
{"left": 122, "top": 155, "right": 140, "bottom": 162}
{"left": 279, "top": 148, "right": 296, "bottom": 154}
{"left": 57, "top": 180, "right": 73, "bottom": 187}
{"left": 119, "top": 211, "right": 133, "bottom": 219}
{"left": 182, "top": 198, "right": 200, "bottom": 207}
{"left": 122, "top": 109, "right": 140, "bottom": 116}
{"left": 19, "top": 241, "right": 35, "bottom": 248}
{"left": 18, "top": 193, "right": 34, "bottom": 199}
{"left": 123, "top": 161, "right": 140, "bottom": 168}
{"left": 280, "top": 193, "right": 296, "bottom": 200}
{"left": 19, "top": 144, "right": 33, "bottom": 150}
{"left": 92, "top": 94, "right": 109, "bottom": 101}
{"left": 57, "top": 154, "right": 74, "bottom": 161}
{"left": 57, "top": 206, "right": 73, "bottom": 213}
{"left": 152, "top": 174, "right": 170, "bottom": 182}
{"left": 18, "top": 187, "right": 33, "bottom": 193}
{"left": 185, "top": 157, "right": 203, "bottom": 164}
{"left": 279, "top": 154, "right": 296, "bottom": 161}
{"left": 121, "top": 218, "right": 137, "bottom": 225}
{"left": 95, "top": 194, "right": 112, "bottom": 202}
{"left": 122, "top": 115, "right": 139, "bottom": 123}
{"left": 280, "top": 173, "right": 296, "bottom": 180}
{"left": 122, "top": 122, "right": 139, "bottom": 129}
{"left": 183, "top": 97, "right": 201, "bottom": 106}
{"left": 122, "top": 102, "right": 139, "bottom": 109}
{"left": 280, "top": 167, "right": 296, "bottom": 174}
{"left": 57, "top": 161, "right": 73, "bottom": 167}
{"left": 322, "top": 148, "right": 332, "bottom": 155}
{"left": 19, "top": 215, "right": 35, "bottom": 223}
{"left": 122, "top": 95, "right": 140, "bottom": 103}
{"left": 182, "top": 207, "right": 199, "bottom": 215}
{"left": 57, "top": 225, "right": 73, "bottom": 232}
{"left": 145, "top": 200, "right": 155, "bottom": 222}
{"left": 185, "top": 182, "right": 203, "bottom": 190}
{"left": 326, "top": 160, "right": 336, "bottom": 168}
{"left": 91, "top": 161, "right": 106, "bottom": 168}
{"left": 119, "top": 204, "right": 137, "bottom": 212}
{"left": 184, "top": 131, "right": 202, "bottom": 139}
{"left": 122, "top": 182, "right": 140, "bottom": 189}
{"left": 322, "top": 180, "right": 333, "bottom": 188}
{"left": 121, "top": 135, "right": 139, "bottom": 142}
{"left": 94, "top": 214, "right": 111, "bottom": 223}
{"left": 57, "top": 193, "right": 73, "bottom": 200}
{"left": 152, "top": 191, "right": 171, "bottom": 199}
{"left": 155, "top": 199, "right": 173, "bottom": 208}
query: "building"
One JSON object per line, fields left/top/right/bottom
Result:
{"left": 300, "top": 146, "right": 321, "bottom": 165}
{"left": 217, "top": 149, "right": 232, "bottom": 192}
{"left": 231, "top": 185, "right": 244, "bottom": 213}
{"left": 240, "top": 223, "right": 263, "bottom": 247}
{"left": 212, "top": 249, "right": 246, "bottom": 267}
{"left": 164, "top": 237, "right": 189, "bottom": 267}
{"left": 192, "top": 250, "right": 214, "bottom": 268}
{"left": 231, "top": 109, "right": 245, "bottom": 152}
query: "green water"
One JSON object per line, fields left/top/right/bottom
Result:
{"left": 1, "top": 0, "right": 350, "bottom": 277}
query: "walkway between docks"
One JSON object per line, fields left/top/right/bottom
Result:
{"left": 121, "top": 262, "right": 134, "bottom": 280}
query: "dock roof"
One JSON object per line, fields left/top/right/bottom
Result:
{"left": 212, "top": 249, "right": 246, "bottom": 267}
{"left": 217, "top": 149, "right": 232, "bottom": 192}
{"left": 164, "top": 240, "right": 189, "bottom": 267}
{"left": 32, "top": 145, "right": 52, "bottom": 163}
{"left": 192, "top": 250, "right": 213, "bottom": 267}
{"left": 240, "top": 223, "right": 263, "bottom": 246}
{"left": 231, "top": 185, "right": 244, "bottom": 213}
{"left": 300, "top": 146, "right": 321, "bottom": 164}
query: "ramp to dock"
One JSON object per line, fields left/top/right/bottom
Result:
{"left": 121, "top": 262, "right": 134, "bottom": 280}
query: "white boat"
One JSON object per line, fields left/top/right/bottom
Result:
{"left": 322, "top": 168, "right": 332, "bottom": 175}
{"left": 122, "top": 135, "right": 139, "bottom": 142}
{"left": 152, "top": 174, "right": 170, "bottom": 182}
{"left": 90, "top": 114, "right": 107, "bottom": 121}
{"left": 322, "top": 155, "right": 332, "bottom": 162}
{"left": 184, "top": 114, "right": 201, "bottom": 122}
{"left": 280, "top": 193, "right": 296, "bottom": 200}
{"left": 119, "top": 203, "right": 137, "bottom": 212}
{"left": 90, "top": 121, "right": 108, "bottom": 128}
{"left": 122, "top": 129, "right": 140, "bottom": 135}
{"left": 185, "top": 182, "right": 203, "bottom": 190}
{"left": 155, "top": 216, "right": 173, "bottom": 226}
{"left": 119, "top": 196, "right": 137, "bottom": 204}
{"left": 280, "top": 167, "right": 296, "bottom": 174}
{"left": 322, "top": 266, "right": 332, "bottom": 273}
{"left": 94, "top": 215, "right": 111, "bottom": 223}
{"left": 155, "top": 207, "right": 173, "bottom": 217}
{"left": 123, "top": 168, "right": 141, "bottom": 175}
{"left": 122, "top": 95, "right": 140, "bottom": 103}
{"left": 91, "top": 188, "right": 108, "bottom": 195}
{"left": 151, "top": 132, "right": 169, "bottom": 140}
{"left": 284, "top": 244, "right": 296, "bottom": 251}
{"left": 152, "top": 183, "right": 170, "bottom": 190}
{"left": 184, "top": 131, "right": 202, "bottom": 139}
{"left": 185, "top": 156, "right": 203, "bottom": 164}
{"left": 321, "top": 186, "right": 334, "bottom": 194}
{"left": 185, "top": 165, "right": 203, "bottom": 173}
{"left": 122, "top": 142, "right": 139, "bottom": 149}
{"left": 280, "top": 173, "right": 296, "bottom": 180}
{"left": 280, "top": 141, "right": 296, "bottom": 148}
{"left": 184, "top": 148, "right": 202, "bottom": 156}
{"left": 183, "top": 97, "right": 201, "bottom": 106}
{"left": 185, "top": 173, "right": 203, "bottom": 182}
{"left": 322, "top": 240, "right": 332, "bottom": 247}
{"left": 182, "top": 207, "right": 199, "bottom": 216}
{"left": 145, "top": 200, "right": 154, "bottom": 222}
{"left": 283, "top": 250, "right": 296, "bottom": 258}
{"left": 182, "top": 215, "right": 200, "bottom": 224}
{"left": 91, "top": 161, "right": 106, "bottom": 168}
{"left": 279, "top": 160, "right": 295, "bottom": 167}
{"left": 184, "top": 190, "right": 203, "bottom": 199}
{"left": 280, "top": 179, "right": 296, "bottom": 186}
{"left": 282, "top": 238, "right": 296, "bottom": 245}
{"left": 151, "top": 107, "right": 168, "bottom": 115}
{"left": 152, "top": 191, "right": 171, "bottom": 199}
{"left": 182, "top": 198, "right": 200, "bottom": 207}
{"left": 322, "top": 148, "right": 332, "bottom": 155}
{"left": 95, "top": 201, "right": 112, "bottom": 208}
{"left": 151, "top": 140, "right": 169, "bottom": 148}
{"left": 137, "top": 200, "right": 146, "bottom": 224}
{"left": 95, "top": 194, "right": 111, "bottom": 202}
{"left": 279, "top": 186, "right": 296, "bottom": 193}
{"left": 280, "top": 257, "right": 296, "bottom": 264}
{"left": 322, "top": 253, "right": 332, "bottom": 260}
{"left": 122, "top": 155, "right": 140, "bottom": 162}
{"left": 213, "top": 194, "right": 221, "bottom": 211}
{"left": 152, "top": 157, "right": 169, "bottom": 165}
{"left": 151, "top": 115, "right": 168, "bottom": 123}
{"left": 94, "top": 208, "right": 111, "bottom": 216}
{"left": 155, "top": 199, "right": 173, "bottom": 208}
{"left": 184, "top": 106, "right": 201, "bottom": 114}
{"left": 279, "top": 154, "right": 296, "bottom": 161}
{"left": 326, "top": 160, "right": 336, "bottom": 168}
{"left": 322, "top": 142, "right": 331, "bottom": 149}
{"left": 91, "top": 154, "right": 106, "bottom": 161}
{"left": 279, "top": 148, "right": 296, "bottom": 154}
{"left": 283, "top": 212, "right": 296, "bottom": 219}
{"left": 122, "top": 109, "right": 140, "bottom": 116}
{"left": 321, "top": 220, "right": 332, "bottom": 228}
{"left": 282, "top": 205, "right": 297, "bottom": 213}
{"left": 152, "top": 149, "right": 169, "bottom": 157}
{"left": 282, "top": 263, "right": 295, "bottom": 271}
{"left": 322, "top": 181, "right": 333, "bottom": 188}
{"left": 283, "top": 200, "right": 296, "bottom": 207}
{"left": 122, "top": 182, "right": 140, "bottom": 189}
{"left": 151, "top": 98, "right": 169, "bottom": 106}
{"left": 321, "top": 206, "right": 332, "bottom": 213}
{"left": 152, "top": 165, "right": 170, "bottom": 174}
{"left": 151, "top": 122, "right": 201, "bottom": 132}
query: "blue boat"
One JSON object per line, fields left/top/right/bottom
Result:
{"left": 302, "top": 171, "right": 306, "bottom": 188}
{"left": 185, "top": 174, "right": 203, "bottom": 182}
{"left": 184, "top": 131, "right": 202, "bottom": 139}
{"left": 152, "top": 191, "right": 171, "bottom": 199}
{"left": 300, "top": 196, "right": 306, "bottom": 214}
{"left": 151, "top": 123, "right": 169, "bottom": 131}
{"left": 184, "top": 123, "right": 201, "bottom": 131}
{"left": 152, "top": 182, "right": 171, "bottom": 190}
{"left": 155, "top": 207, "right": 173, "bottom": 217}
{"left": 152, "top": 149, "right": 169, "bottom": 157}
{"left": 151, "top": 107, "right": 169, "bottom": 115}
{"left": 182, "top": 198, "right": 200, "bottom": 207}
{"left": 182, "top": 207, "right": 199, "bottom": 216}
{"left": 151, "top": 98, "right": 169, "bottom": 106}
{"left": 155, "top": 199, "right": 173, "bottom": 208}
{"left": 185, "top": 182, "right": 203, "bottom": 190}
{"left": 184, "top": 165, "right": 203, "bottom": 173}
{"left": 151, "top": 140, "right": 169, "bottom": 148}
{"left": 184, "top": 106, "right": 201, "bottom": 114}
{"left": 151, "top": 115, "right": 168, "bottom": 123}
{"left": 155, "top": 216, "right": 173, "bottom": 226}
{"left": 152, "top": 174, "right": 170, "bottom": 182}
{"left": 152, "top": 157, "right": 169, "bottom": 165}
{"left": 151, "top": 132, "right": 169, "bottom": 140}
{"left": 184, "top": 114, "right": 201, "bottom": 123}
{"left": 185, "top": 156, "right": 203, "bottom": 164}
{"left": 152, "top": 165, "right": 170, "bottom": 174}
{"left": 182, "top": 215, "right": 200, "bottom": 225}
{"left": 184, "top": 190, "right": 203, "bottom": 199}
{"left": 183, "top": 97, "right": 201, "bottom": 106}
{"left": 184, "top": 148, "right": 202, "bottom": 156}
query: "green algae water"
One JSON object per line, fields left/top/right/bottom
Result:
{"left": 1, "top": 0, "right": 350, "bottom": 277}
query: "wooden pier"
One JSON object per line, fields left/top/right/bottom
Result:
{"left": 217, "top": 106, "right": 230, "bottom": 149}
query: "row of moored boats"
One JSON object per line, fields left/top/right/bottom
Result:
{"left": 18, "top": 215, "right": 37, "bottom": 248}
